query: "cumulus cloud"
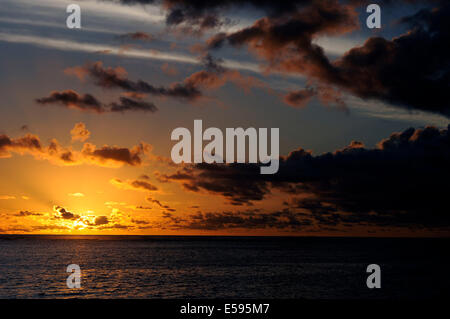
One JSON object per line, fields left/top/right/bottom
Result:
{"left": 161, "top": 63, "right": 178, "bottom": 76}
{"left": 0, "top": 130, "right": 151, "bottom": 168}
{"left": 159, "top": 125, "right": 450, "bottom": 228}
{"left": 109, "top": 96, "right": 158, "bottom": 113}
{"left": 71, "top": 123, "right": 91, "bottom": 142}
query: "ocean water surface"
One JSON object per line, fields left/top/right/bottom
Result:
{"left": 0, "top": 235, "right": 448, "bottom": 299}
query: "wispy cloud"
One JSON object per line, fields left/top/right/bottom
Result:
{"left": 0, "top": 32, "right": 276, "bottom": 75}
{"left": 68, "top": 193, "right": 85, "bottom": 197}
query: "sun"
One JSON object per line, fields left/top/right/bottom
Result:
{"left": 71, "top": 220, "right": 87, "bottom": 230}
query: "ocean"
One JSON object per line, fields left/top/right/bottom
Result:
{"left": 0, "top": 235, "right": 448, "bottom": 299}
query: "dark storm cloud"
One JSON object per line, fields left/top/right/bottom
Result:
{"left": 110, "top": 176, "right": 159, "bottom": 192}
{"left": 0, "top": 134, "right": 42, "bottom": 158}
{"left": 131, "top": 219, "right": 150, "bottom": 225}
{"left": 161, "top": 125, "right": 450, "bottom": 228}
{"left": 114, "top": 0, "right": 156, "bottom": 3}
{"left": 115, "top": 0, "right": 319, "bottom": 33}
{"left": 204, "top": 2, "right": 450, "bottom": 115}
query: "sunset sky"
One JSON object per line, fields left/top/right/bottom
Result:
{"left": 0, "top": 0, "right": 449, "bottom": 236}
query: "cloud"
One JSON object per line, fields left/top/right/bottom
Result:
{"left": 162, "top": 209, "right": 312, "bottom": 231}
{"left": 283, "top": 88, "right": 316, "bottom": 108}
{"left": 51, "top": 206, "right": 125, "bottom": 228}
{"left": 109, "top": 96, "right": 158, "bottom": 113}
{"left": 82, "top": 142, "right": 150, "bottom": 167}
{"left": 117, "top": 32, "right": 155, "bottom": 42}
{"left": 201, "top": 1, "right": 450, "bottom": 115}
{"left": 65, "top": 61, "right": 202, "bottom": 101}
{"left": 71, "top": 123, "right": 91, "bottom": 142}
{"left": 68, "top": 193, "right": 85, "bottom": 197}
{"left": 36, "top": 89, "right": 158, "bottom": 114}
{"left": 36, "top": 90, "right": 105, "bottom": 113}
{"left": 113, "top": 0, "right": 324, "bottom": 34}
{"left": 146, "top": 197, "right": 175, "bottom": 211}
{"left": 183, "top": 54, "right": 267, "bottom": 93}
{"left": 328, "top": 4, "right": 450, "bottom": 116}
{"left": 131, "top": 218, "right": 150, "bottom": 225}
{"left": 0, "top": 32, "right": 263, "bottom": 74}
{"left": 110, "top": 177, "right": 158, "bottom": 192}
{"left": 157, "top": 164, "right": 269, "bottom": 206}
{"left": 98, "top": 223, "right": 131, "bottom": 230}
{"left": 53, "top": 205, "right": 80, "bottom": 220}
{"left": 64, "top": 58, "right": 265, "bottom": 106}
{"left": 79, "top": 1, "right": 450, "bottom": 115}
{"left": 94, "top": 216, "right": 109, "bottom": 226}
{"left": 284, "top": 86, "right": 346, "bottom": 109}
{"left": 159, "top": 125, "right": 450, "bottom": 228}
{"left": 0, "top": 131, "right": 150, "bottom": 168}
{"left": 15, "top": 211, "right": 42, "bottom": 217}
{"left": 31, "top": 225, "right": 70, "bottom": 232}
{"left": 0, "top": 133, "right": 42, "bottom": 158}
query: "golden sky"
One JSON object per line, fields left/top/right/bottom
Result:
{"left": 1, "top": 0, "right": 449, "bottom": 237}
